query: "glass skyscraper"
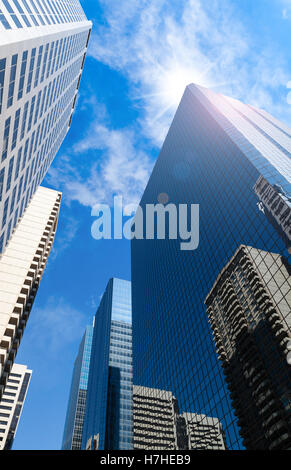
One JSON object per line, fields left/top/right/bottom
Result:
{"left": 82, "top": 278, "right": 133, "bottom": 450}
{"left": 0, "top": 0, "right": 91, "bottom": 253}
{"left": 131, "top": 84, "right": 291, "bottom": 450}
{"left": 62, "top": 324, "right": 93, "bottom": 450}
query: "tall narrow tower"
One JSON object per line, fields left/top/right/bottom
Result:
{"left": 0, "top": 185, "right": 61, "bottom": 398}
{"left": 62, "top": 324, "right": 93, "bottom": 450}
{"left": 82, "top": 278, "right": 133, "bottom": 450}
{"left": 0, "top": 0, "right": 91, "bottom": 252}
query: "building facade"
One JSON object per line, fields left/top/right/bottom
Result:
{"left": 205, "top": 244, "right": 291, "bottom": 449}
{"left": 133, "top": 385, "right": 225, "bottom": 450}
{"left": 180, "top": 413, "right": 225, "bottom": 450}
{"left": 254, "top": 175, "right": 291, "bottom": 254}
{"left": 0, "top": 185, "right": 61, "bottom": 399}
{"left": 0, "top": 0, "right": 91, "bottom": 252}
{"left": 133, "top": 385, "right": 178, "bottom": 450}
{"left": 0, "top": 363, "right": 31, "bottom": 450}
{"left": 82, "top": 278, "right": 133, "bottom": 450}
{"left": 62, "top": 324, "right": 93, "bottom": 450}
{"left": 131, "top": 83, "right": 291, "bottom": 449}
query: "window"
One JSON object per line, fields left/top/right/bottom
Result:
{"left": 34, "top": 45, "right": 43, "bottom": 88}
{"left": 11, "top": 0, "right": 31, "bottom": 27}
{"left": 0, "top": 8, "right": 11, "bottom": 29}
{"left": 26, "top": 48, "right": 36, "bottom": 93}
{"left": 28, "top": 0, "right": 45, "bottom": 25}
{"left": 17, "top": 175, "right": 23, "bottom": 203}
{"left": 0, "top": 168, "right": 5, "bottom": 201}
{"left": 7, "top": 54, "right": 18, "bottom": 108}
{"left": 20, "top": 101, "right": 29, "bottom": 140}
{"left": 0, "top": 232, "right": 4, "bottom": 253}
{"left": 2, "top": 0, "right": 22, "bottom": 28}
{"left": 22, "top": 138, "right": 29, "bottom": 169}
{"left": 2, "top": 117, "right": 11, "bottom": 161}
{"left": 0, "top": 58, "right": 6, "bottom": 113}
{"left": 17, "top": 51, "right": 28, "bottom": 100}
{"left": 27, "top": 95, "right": 35, "bottom": 131}
{"left": 15, "top": 147, "right": 22, "bottom": 179}
{"left": 2, "top": 197, "right": 9, "bottom": 228}
{"left": 11, "top": 108, "right": 20, "bottom": 149}
{"left": 21, "top": 0, "right": 39, "bottom": 26}
{"left": 40, "top": 43, "right": 49, "bottom": 82}
{"left": 6, "top": 156, "right": 14, "bottom": 191}
{"left": 9, "top": 186, "right": 17, "bottom": 215}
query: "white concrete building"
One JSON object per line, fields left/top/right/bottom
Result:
{"left": 181, "top": 412, "right": 225, "bottom": 450}
{"left": 0, "top": 362, "right": 31, "bottom": 449}
{"left": 133, "top": 385, "right": 226, "bottom": 450}
{"left": 0, "top": 0, "right": 91, "bottom": 252}
{"left": 133, "top": 385, "right": 178, "bottom": 450}
{"left": 0, "top": 185, "right": 61, "bottom": 398}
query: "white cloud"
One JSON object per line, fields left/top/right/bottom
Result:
{"left": 88, "top": 0, "right": 290, "bottom": 145}
{"left": 49, "top": 0, "right": 291, "bottom": 210}
{"left": 50, "top": 215, "right": 80, "bottom": 260}
{"left": 47, "top": 118, "right": 153, "bottom": 207}
{"left": 25, "top": 296, "right": 86, "bottom": 354}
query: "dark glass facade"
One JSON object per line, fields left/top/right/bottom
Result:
{"left": 131, "top": 84, "right": 291, "bottom": 449}
{"left": 62, "top": 325, "right": 93, "bottom": 450}
{"left": 82, "top": 278, "right": 133, "bottom": 450}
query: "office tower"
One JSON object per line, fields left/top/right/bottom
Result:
{"left": 133, "top": 385, "right": 178, "bottom": 450}
{"left": 0, "top": 185, "right": 61, "bottom": 399}
{"left": 82, "top": 278, "right": 133, "bottom": 450}
{"left": 131, "top": 83, "right": 291, "bottom": 449}
{"left": 0, "top": 0, "right": 91, "bottom": 252}
{"left": 133, "top": 385, "right": 225, "bottom": 450}
{"left": 62, "top": 324, "right": 93, "bottom": 450}
{"left": 0, "top": 363, "right": 31, "bottom": 450}
{"left": 205, "top": 244, "right": 291, "bottom": 450}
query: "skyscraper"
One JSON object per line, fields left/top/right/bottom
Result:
{"left": 0, "top": 0, "right": 91, "bottom": 252}
{"left": 205, "top": 244, "right": 291, "bottom": 449}
{"left": 0, "top": 185, "right": 61, "bottom": 398}
{"left": 82, "top": 278, "right": 133, "bottom": 450}
{"left": 62, "top": 324, "right": 93, "bottom": 450}
{"left": 0, "top": 363, "right": 32, "bottom": 450}
{"left": 131, "top": 84, "right": 291, "bottom": 449}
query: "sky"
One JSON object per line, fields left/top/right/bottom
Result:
{"left": 13, "top": 0, "right": 291, "bottom": 450}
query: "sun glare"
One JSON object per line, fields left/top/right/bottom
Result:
{"left": 161, "top": 63, "right": 206, "bottom": 108}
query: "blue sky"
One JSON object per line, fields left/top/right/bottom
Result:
{"left": 13, "top": 0, "right": 291, "bottom": 450}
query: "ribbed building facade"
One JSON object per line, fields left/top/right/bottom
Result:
{"left": 180, "top": 413, "right": 225, "bottom": 450}
{"left": 62, "top": 324, "right": 93, "bottom": 450}
{"left": 133, "top": 386, "right": 178, "bottom": 450}
{"left": 0, "top": 0, "right": 91, "bottom": 252}
{"left": 254, "top": 175, "right": 291, "bottom": 254}
{"left": 205, "top": 245, "right": 291, "bottom": 449}
{"left": 0, "top": 362, "right": 31, "bottom": 450}
{"left": 133, "top": 385, "right": 225, "bottom": 450}
{"left": 0, "top": 185, "right": 61, "bottom": 399}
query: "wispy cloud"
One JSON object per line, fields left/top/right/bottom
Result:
{"left": 26, "top": 296, "right": 86, "bottom": 354}
{"left": 50, "top": 215, "right": 80, "bottom": 260}
{"left": 49, "top": 0, "right": 291, "bottom": 210}
{"left": 47, "top": 116, "right": 153, "bottom": 207}
{"left": 88, "top": 0, "right": 290, "bottom": 144}
{"left": 280, "top": 0, "right": 291, "bottom": 18}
